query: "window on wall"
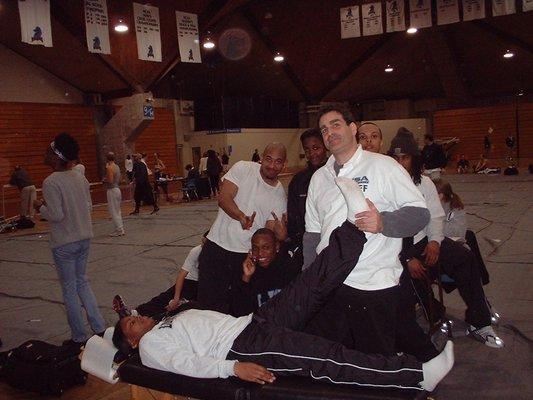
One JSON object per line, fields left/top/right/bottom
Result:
{"left": 194, "top": 97, "right": 299, "bottom": 131}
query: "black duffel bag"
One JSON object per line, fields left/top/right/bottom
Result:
{"left": 2, "top": 340, "right": 87, "bottom": 396}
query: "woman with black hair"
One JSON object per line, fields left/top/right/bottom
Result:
{"left": 33, "top": 133, "right": 106, "bottom": 347}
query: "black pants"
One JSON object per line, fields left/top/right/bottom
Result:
{"left": 134, "top": 181, "right": 157, "bottom": 210}
{"left": 411, "top": 237, "right": 491, "bottom": 329}
{"left": 228, "top": 222, "right": 424, "bottom": 390}
{"left": 395, "top": 270, "right": 439, "bottom": 362}
{"left": 135, "top": 281, "right": 198, "bottom": 317}
{"left": 197, "top": 239, "right": 248, "bottom": 315}
{"left": 208, "top": 174, "right": 220, "bottom": 196}
{"left": 305, "top": 284, "right": 400, "bottom": 356}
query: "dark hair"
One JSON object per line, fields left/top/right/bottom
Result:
{"left": 54, "top": 132, "right": 80, "bottom": 163}
{"left": 185, "top": 164, "right": 193, "bottom": 170}
{"left": 317, "top": 104, "right": 355, "bottom": 126}
{"left": 112, "top": 319, "right": 134, "bottom": 357}
{"left": 300, "top": 128, "right": 323, "bottom": 144}
{"left": 424, "top": 134, "right": 434, "bottom": 142}
{"left": 252, "top": 227, "right": 276, "bottom": 243}
{"left": 434, "top": 179, "right": 464, "bottom": 210}
{"left": 106, "top": 152, "right": 115, "bottom": 162}
{"left": 410, "top": 153, "right": 424, "bottom": 185}
{"left": 207, "top": 149, "right": 217, "bottom": 159}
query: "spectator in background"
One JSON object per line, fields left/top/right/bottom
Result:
{"left": 72, "top": 158, "right": 86, "bottom": 176}
{"left": 221, "top": 150, "right": 230, "bottom": 172}
{"left": 206, "top": 149, "right": 223, "bottom": 197}
{"left": 104, "top": 152, "right": 124, "bottom": 237}
{"left": 33, "top": 133, "right": 105, "bottom": 347}
{"left": 456, "top": 155, "right": 469, "bottom": 174}
{"left": 125, "top": 155, "right": 133, "bottom": 182}
{"left": 422, "top": 135, "right": 446, "bottom": 179}
{"left": 198, "top": 152, "right": 208, "bottom": 176}
{"left": 9, "top": 165, "right": 37, "bottom": 219}
{"left": 251, "top": 149, "right": 261, "bottom": 163}
{"left": 473, "top": 154, "right": 487, "bottom": 173}
{"left": 153, "top": 152, "right": 170, "bottom": 202}
{"left": 183, "top": 164, "right": 200, "bottom": 200}
{"left": 131, "top": 153, "right": 158, "bottom": 215}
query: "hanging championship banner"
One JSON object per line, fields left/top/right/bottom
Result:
{"left": 409, "top": 0, "right": 432, "bottom": 29}
{"left": 84, "top": 0, "right": 110, "bottom": 54}
{"left": 492, "top": 0, "right": 515, "bottom": 16}
{"left": 437, "top": 0, "right": 459, "bottom": 25}
{"left": 340, "top": 6, "right": 360, "bottom": 38}
{"left": 524, "top": 0, "right": 533, "bottom": 12}
{"left": 386, "top": 0, "right": 405, "bottom": 33}
{"left": 18, "top": 0, "right": 53, "bottom": 47}
{"left": 362, "top": 2, "right": 383, "bottom": 36}
{"left": 133, "top": 3, "right": 162, "bottom": 62}
{"left": 462, "top": 0, "right": 485, "bottom": 21}
{"left": 176, "top": 11, "right": 201, "bottom": 63}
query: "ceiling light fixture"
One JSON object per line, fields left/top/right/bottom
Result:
{"left": 503, "top": 49, "right": 514, "bottom": 59}
{"left": 114, "top": 19, "right": 128, "bottom": 33}
{"left": 406, "top": 27, "right": 418, "bottom": 34}
{"left": 274, "top": 52, "right": 284, "bottom": 62}
{"left": 203, "top": 32, "right": 215, "bottom": 49}
{"left": 384, "top": 64, "right": 394, "bottom": 73}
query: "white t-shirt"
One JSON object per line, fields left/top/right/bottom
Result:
{"left": 125, "top": 159, "right": 133, "bottom": 172}
{"left": 139, "top": 310, "right": 252, "bottom": 379}
{"left": 208, "top": 161, "right": 287, "bottom": 253}
{"left": 182, "top": 245, "right": 201, "bottom": 281}
{"left": 306, "top": 146, "right": 427, "bottom": 291}
{"left": 413, "top": 175, "right": 445, "bottom": 245}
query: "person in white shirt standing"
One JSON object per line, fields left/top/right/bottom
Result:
{"left": 198, "top": 143, "right": 288, "bottom": 315}
{"left": 303, "top": 105, "right": 430, "bottom": 356}
{"left": 104, "top": 152, "right": 124, "bottom": 237}
{"left": 124, "top": 155, "right": 134, "bottom": 182}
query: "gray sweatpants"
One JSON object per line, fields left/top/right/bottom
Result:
{"left": 106, "top": 188, "right": 123, "bottom": 232}
{"left": 20, "top": 185, "right": 36, "bottom": 218}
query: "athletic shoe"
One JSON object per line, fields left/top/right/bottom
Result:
{"left": 109, "top": 230, "right": 125, "bottom": 237}
{"left": 467, "top": 325, "right": 504, "bottom": 348}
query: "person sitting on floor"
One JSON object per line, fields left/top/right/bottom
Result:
{"left": 230, "top": 226, "right": 301, "bottom": 317}
{"left": 112, "top": 194, "right": 454, "bottom": 391}
{"left": 389, "top": 129, "right": 504, "bottom": 349}
{"left": 456, "top": 155, "right": 469, "bottom": 174}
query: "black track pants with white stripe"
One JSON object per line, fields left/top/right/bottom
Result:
{"left": 228, "top": 221, "right": 424, "bottom": 389}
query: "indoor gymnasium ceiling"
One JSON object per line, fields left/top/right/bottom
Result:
{"left": 0, "top": 0, "right": 532, "bottom": 104}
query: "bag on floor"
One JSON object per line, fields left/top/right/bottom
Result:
{"left": 13, "top": 216, "right": 35, "bottom": 229}
{"left": 2, "top": 340, "right": 87, "bottom": 396}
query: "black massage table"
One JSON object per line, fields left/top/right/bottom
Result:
{"left": 118, "top": 355, "right": 429, "bottom": 400}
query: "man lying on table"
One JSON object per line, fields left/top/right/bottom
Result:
{"left": 112, "top": 179, "right": 453, "bottom": 392}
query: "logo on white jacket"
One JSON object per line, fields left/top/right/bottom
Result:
{"left": 353, "top": 176, "right": 369, "bottom": 191}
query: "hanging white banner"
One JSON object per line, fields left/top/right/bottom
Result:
{"left": 524, "top": 0, "right": 533, "bottom": 12}
{"left": 409, "top": 0, "right": 432, "bottom": 29}
{"left": 362, "top": 2, "right": 383, "bottom": 36}
{"left": 492, "top": 0, "right": 515, "bottom": 16}
{"left": 18, "top": 0, "right": 53, "bottom": 47}
{"left": 340, "top": 6, "right": 361, "bottom": 38}
{"left": 386, "top": 0, "right": 405, "bottom": 33}
{"left": 133, "top": 3, "right": 162, "bottom": 62}
{"left": 176, "top": 11, "right": 201, "bottom": 63}
{"left": 84, "top": 0, "right": 110, "bottom": 54}
{"left": 437, "top": 0, "right": 460, "bottom": 25}
{"left": 462, "top": 0, "right": 486, "bottom": 21}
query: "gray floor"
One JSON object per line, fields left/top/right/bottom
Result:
{"left": 0, "top": 174, "right": 531, "bottom": 399}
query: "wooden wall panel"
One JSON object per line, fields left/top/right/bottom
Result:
{"left": 518, "top": 103, "right": 533, "bottom": 159}
{"left": 0, "top": 102, "right": 98, "bottom": 214}
{"left": 433, "top": 105, "right": 517, "bottom": 162}
{"left": 134, "top": 108, "right": 179, "bottom": 175}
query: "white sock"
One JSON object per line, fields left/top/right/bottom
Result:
{"left": 420, "top": 341, "right": 454, "bottom": 392}
{"left": 334, "top": 177, "right": 369, "bottom": 223}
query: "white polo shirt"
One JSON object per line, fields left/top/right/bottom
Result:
{"left": 306, "top": 145, "right": 427, "bottom": 291}
{"left": 208, "top": 161, "right": 287, "bottom": 253}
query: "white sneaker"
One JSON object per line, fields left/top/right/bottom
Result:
{"left": 467, "top": 325, "right": 504, "bottom": 348}
{"left": 109, "top": 230, "right": 125, "bottom": 237}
